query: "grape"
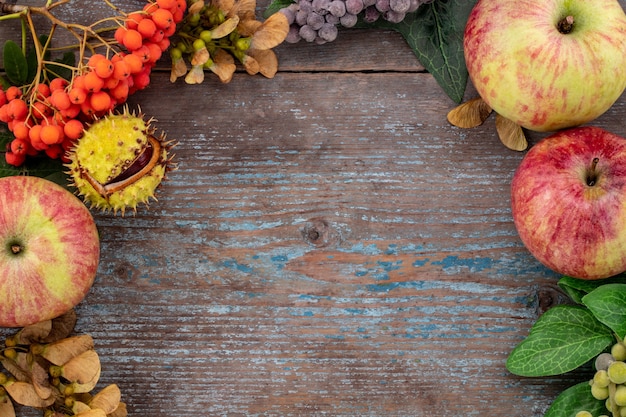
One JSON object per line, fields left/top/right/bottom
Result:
{"left": 280, "top": 0, "right": 433, "bottom": 44}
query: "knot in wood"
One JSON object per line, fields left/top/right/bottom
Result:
{"left": 301, "top": 218, "right": 340, "bottom": 248}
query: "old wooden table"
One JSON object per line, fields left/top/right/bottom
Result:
{"left": 3, "top": 1, "right": 626, "bottom": 416}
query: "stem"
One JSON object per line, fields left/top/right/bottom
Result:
{"left": 557, "top": 15, "right": 575, "bottom": 34}
{"left": 586, "top": 157, "right": 600, "bottom": 186}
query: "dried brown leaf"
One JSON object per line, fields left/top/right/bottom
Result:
{"left": 43, "top": 310, "right": 77, "bottom": 343}
{"left": 495, "top": 113, "right": 528, "bottom": 151}
{"left": 108, "top": 401, "right": 128, "bottom": 417}
{"left": 0, "top": 394, "right": 15, "bottom": 417}
{"left": 0, "top": 355, "right": 30, "bottom": 382}
{"left": 211, "top": 16, "right": 239, "bottom": 39}
{"left": 37, "top": 334, "right": 94, "bottom": 366}
{"left": 59, "top": 349, "right": 100, "bottom": 384}
{"left": 250, "top": 13, "right": 289, "bottom": 50}
{"left": 89, "top": 384, "right": 121, "bottom": 414}
{"left": 4, "top": 381, "right": 55, "bottom": 408}
{"left": 30, "top": 360, "right": 53, "bottom": 400}
{"left": 447, "top": 97, "right": 493, "bottom": 128}
{"left": 15, "top": 320, "right": 52, "bottom": 345}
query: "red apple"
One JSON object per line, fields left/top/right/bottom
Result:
{"left": 0, "top": 176, "right": 100, "bottom": 327}
{"left": 511, "top": 126, "right": 626, "bottom": 280}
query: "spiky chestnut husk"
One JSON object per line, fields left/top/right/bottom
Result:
{"left": 66, "top": 107, "right": 175, "bottom": 215}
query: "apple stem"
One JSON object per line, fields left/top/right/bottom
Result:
{"left": 557, "top": 15, "right": 575, "bottom": 34}
{"left": 586, "top": 157, "right": 600, "bottom": 186}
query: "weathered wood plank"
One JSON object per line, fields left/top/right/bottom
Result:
{"left": 2, "top": 1, "right": 626, "bottom": 416}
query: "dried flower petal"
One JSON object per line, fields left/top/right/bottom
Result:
{"left": 447, "top": 97, "right": 492, "bottom": 128}
{"left": 495, "top": 114, "right": 528, "bottom": 151}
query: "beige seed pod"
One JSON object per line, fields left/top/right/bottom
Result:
{"left": 72, "top": 399, "right": 93, "bottom": 414}
{"left": 0, "top": 394, "right": 16, "bottom": 417}
{"left": 51, "top": 349, "right": 100, "bottom": 384}
{"left": 447, "top": 97, "right": 493, "bottom": 129}
{"left": 3, "top": 380, "right": 55, "bottom": 408}
{"left": 13, "top": 320, "right": 53, "bottom": 345}
{"left": 34, "top": 334, "right": 94, "bottom": 366}
{"left": 0, "top": 355, "right": 29, "bottom": 382}
{"left": 74, "top": 409, "right": 107, "bottom": 417}
{"left": 30, "top": 360, "right": 54, "bottom": 400}
{"left": 89, "top": 384, "right": 121, "bottom": 414}
{"left": 108, "top": 401, "right": 128, "bottom": 417}
{"left": 65, "top": 365, "right": 101, "bottom": 394}
{"left": 42, "top": 310, "right": 78, "bottom": 343}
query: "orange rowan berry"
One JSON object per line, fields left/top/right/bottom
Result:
{"left": 123, "top": 53, "right": 144, "bottom": 74}
{"left": 94, "top": 58, "right": 114, "bottom": 79}
{"left": 143, "top": 2, "right": 159, "bottom": 14}
{"left": 72, "top": 74, "right": 86, "bottom": 90}
{"left": 133, "top": 45, "right": 152, "bottom": 63}
{"left": 110, "top": 80, "right": 130, "bottom": 102}
{"left": 84, "top": 71, "right": 105, "bottom": 93}
{"left": 49, "top": 77, "right": 69, "bottom": 92}
{"left": 138, "top": 18, "right": 157, "bottom": 39}
{"left": 114, "top": 26, "right": 127, "bottom": 44}
{"left": 151, "top": 8, "right": 174, "bottom": 29}
{"left": 11, "top": 121, "right": 30, "bottom": 140}
{"left": 0, "top": 90, "right": 7, "bottom": 107}
{"left": 0, "top": 104, "right": 9, "bottom": 123}
{"left": 44, "top": 144, "right": 63, "bottom": 159}
{"left": 157, "top": 0, "right": 177, "bottom": 10}
{"left": 163, "top": 22, "right": 177, "bottom": 37}
{"left": 29, "top": 124, "right": 46, "bottom": 150}
{"left": 10, "top": 138, "right": 30, "bottom": 155}
{"left": 50, "top": 90, "right": 72, "bottom": 111}
{"left": 7, "top": 99, "right": 28, "bottom": 121}
{"left": 90, "top": 90, "right": 113, "bottom": 113}
{"left": 60, "top": 104, "right": 81, "bottom": 119}
{"left": 35, "top": 83, "right": 51, "bottom": 100}
{"left": 132, "top": 70, "right": 151, "bottom": 90}
{"left": 145, "top": 42, "right": 163, "bottom": 63}
{"left": 80, "top": 101, "right": 96, "bottom": 118}
{"left": 150, "top": 28, "right": 165, "bottom": 43}
{"left": 5, "top": 150, "right": 26, "bottom": 166}
{"left": 69, "top": 87, "right": 87, "bottom": 104}
{"left": 40, "top": 124, "right": 63, "bottom": 145}
{"left": 126, "top": 12, "right": 144, "bottom": 30}
{"left": 157, "top": 37, "right": 171, "bottom": 52}
{"left": 112, "top": 60, "right": 130, "bottom": 80}
{"left": 104, "top": 76, "right": 120, "bottom": 90}
{"left": 63, "top": 119, "right": 84, "bottom": 140}
{"left": 122, "top": 29, "right": 144, "bottom": 51}
{"left": 5, "top": 86, "right": 22, "bottom": 101}
{"left": 32, "top": 101, "right": 53, "bottom": 119}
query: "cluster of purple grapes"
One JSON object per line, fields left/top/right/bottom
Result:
{"left": 279, "top": 0, "right": 433, "bottom": 44}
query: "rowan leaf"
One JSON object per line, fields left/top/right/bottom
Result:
{"left": 582, "top": 284, "right": 626, "bottom": 340}
{"left": 506, "top": 305, "right": 614, "bottom": 377}
{"left": 3, "top": 40, "right": 28, "bottom": 86}
{"left": 543, "top": 381, "right": 608, "bottom": 417}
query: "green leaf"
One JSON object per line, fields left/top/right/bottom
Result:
{"left": 583, "top": 283, "right": 626, "bottom": 339}
{"left": 369, "top": 0, "right": 478, "bottom": 103}
{"left": 3, "top": 40, "right": 28, "bottom": 86}
{"left": 264, "top": 0, "right": 295, "bottom": 17}
{"left": 544, "top": 381, "right": 608, "bottom": 417}
{"left": 506, "top": 305, "right": 613, "bottom": 377}
{"left": 559, "top": 274, "right": 626, "bottom": 304}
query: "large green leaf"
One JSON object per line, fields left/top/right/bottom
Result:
{"left": 583, "top": 283, "right": 626, "bottom": 340}
{"left": 544, "top": 382, "right": 608, "bottom": 417}
{"left": 559, "top": 274, "right": 626, "bottom": 304}
{"left": 370, "top": 0, "right": 477, "bottom": 103}
{"left": 506, "top": 304, "right": 613, "bottom": 377}
{"left": 3, "top": 40, "right": 28, "bottom": 86}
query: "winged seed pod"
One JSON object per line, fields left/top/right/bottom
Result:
{"left": 2, "top": 380, "right": 56, "bottom": 408}
{"left": 74, "top": 409, "right": 107, "bottom": 417}
{"left": 89, "top": 384, "right": 122, "bottom": 414}
{"left": 0, "top": 392, "right": 15, "bottom": 417}
{"left": 49, "top": 349, "right": 100, "bottom": 384}
{"left": 32, "top": 334, "right": 94, "bottom": 366}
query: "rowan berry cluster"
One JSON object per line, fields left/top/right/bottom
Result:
{"left": 1, "top": 0, "right": 187, "bottom": 167}
{"left": 586, "top": 342, "right": 626, "bottom": 417}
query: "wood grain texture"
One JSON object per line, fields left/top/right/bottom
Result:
{"left": 2, "top": 1, "right": 626, "bottom": 416}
